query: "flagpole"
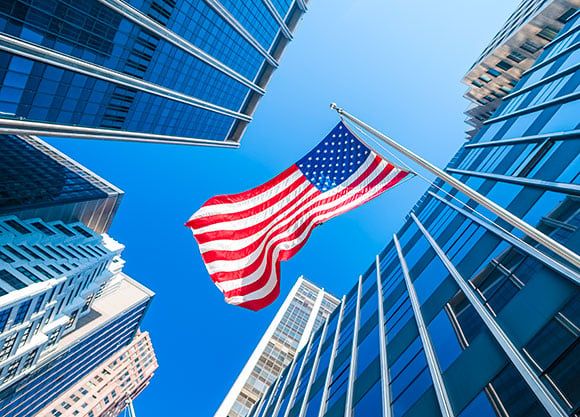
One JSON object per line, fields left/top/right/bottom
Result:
{"left": 330, "top": 103, "right": 580, "bottom": 270}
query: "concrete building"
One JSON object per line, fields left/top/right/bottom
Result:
{"left": 250, "top": 9, "right": 580, "bottom": 417}
{"left": 461, "top": 0, "right": 579, "bottom": 139}
{"left": 217, "top": 277, "right": 340, "bottom": 417}
{"left": 0, "top": 135, "right": 156, "bottom": 416}
{"left": 0, "top": 272, "right": 153, "bottom": 417}
{"left": 0, "top": 134, "right": 123, "bottom": 234}
{"left": 0, "top": 0, "right": 310, "bottom": 147}
{"left": 36, "top": 330, "right": 157, "bottom": 417}
{"left": 0, "top": 214, "right": 123, "bottom": 393}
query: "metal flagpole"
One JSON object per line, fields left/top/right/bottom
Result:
{"left": 330, "top": 103, "right": 580, "bottom": 270}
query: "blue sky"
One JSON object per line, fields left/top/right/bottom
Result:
{"left": 47, "top": 0, "right": 521, "bottom": 415}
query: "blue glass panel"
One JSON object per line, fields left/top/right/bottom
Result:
{"left": 413, "top": 255, "right": 450, "bottom": 304}
{"left": 304, "top": 388, "right": 324, "bottom": 417}
{"left": 353, "top": 380, "right": 382, "bottom": 417}
{"left": 457, "top": 390, "right": 498, "bottom": 417}
{"left": 391, "top": 367, "right": 431, "bottom": 417}
{"left": 539, "top": 100, "right": 580, "bottom": 134}
{"left": 428, "top": 309, "right": 462, "bottom": 372}
{"left": 356, "top": 325, "right": 379, "bottom": 377}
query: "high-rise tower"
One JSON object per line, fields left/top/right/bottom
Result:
{"left": 0, "top": 0, "right": 310, "bottom": 147}
{"left": 0, "top": 134, "right": 123, "bottom": 234}
{"left": 461, "top": 0, "right": 580, "bottom": 139}
{"left": 217, "top": 277, "right": 339, "bottom": 417}
{"left": 250, "top": 6, "right": 580, "bottom": 417}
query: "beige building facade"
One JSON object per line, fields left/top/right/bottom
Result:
{"left": 37, "top": 330, "right": 157, "bottom": 417}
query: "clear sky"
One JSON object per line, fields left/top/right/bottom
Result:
{"left": 47, "top": 0, "right": 521, "bottom": 415}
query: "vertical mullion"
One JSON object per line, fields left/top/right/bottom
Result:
{"left": 344, "top": 276, "right": 363, "bottom": 417}
{"left": 410, "top": 212, "right": 568, "bottom": 417}
{"left": 394, "top": 234, "right": 454, "bottom": 417}
{"left": 317, "top": 296, "right": 346, "bottom": 417}
{"left": 298, "top": 318, "right": 330, "bottom": 417}
{"left": 375, "top": 255, "right": 393, "bottom": 417}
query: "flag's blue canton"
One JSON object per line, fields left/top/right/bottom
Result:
{"left": 296, "top": 122, "right": 371, "bottom": 192}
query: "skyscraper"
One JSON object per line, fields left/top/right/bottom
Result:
{"left": 36, "top": 330, "right": 158, "bottom": 417}
{"left": 0, "top": 133, "right": 156, "bottom": 415}
{"left": 0, "top": 272, "right": 154, "bottom": 417}
{"left": 0, "top": 0, "right": 309, "bottom": 147}
{"left": 249, "top": 7, "right": 580, "bottom": 417}
{"left": 0, "top": 214, "right": 124, "bottom": 392}
{"left": 217, "top": 277, "right": 339, "bottom": 417}
{"left": 0, "top": 134, "right": 123, "bottom": 234}
{"left": 461, "top": 0, "right": 579, "bottom": 139}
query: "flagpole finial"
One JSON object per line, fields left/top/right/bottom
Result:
{"left": 330, "top": 102, "right": 342, "bottom": 114}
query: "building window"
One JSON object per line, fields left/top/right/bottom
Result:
{"left": 65, "top": 311, "right": 78, "bottom": 329}
{"left": 15, "top": 267, "right": 42, "bottom": 283}
{"left": 5, "top": 220, "right": 31, "bottom": 234}
{"left": 47, "top": 330, "right": 60, "bottom": 348}
{"left": 0, "top": 251, "right": 14, "bottom": 263}
{"left": 470, "top": 248, "right": 530, "bottom": 315}
{"left": 496, "top": 60, "right": 512, "bottom": 71}
{"left": 73, "top": 226, "right": 93, "bottom": 238}
{"left": 82, "top": 295, "right": 94, "bottom": 312}
{"left": 19, "top": 323, "right": 33, "bottom": 347}
{"left": 479, "top": 75, "right": 492, "bottom": 83}
{"left": 31, "top": 222, "right": 55, "bottom": 236}
{"left": 448, "top": 291, "right": 484, "bottom": 347}
{"left": 22, "top": 348, "right": 38, "bottom": 370}
{"left": 0, "top": 309, "right": 11, "bottom": 333}
{"left": 18, "top": 246, "right": 42, "bottom": 260}
{"left": 47, "top": 265, "right": 62, "bottom": 275}
{"left": 3, "top": 358, "right": 21, "bottom": 381}
{"left": 33, "top": 294, "right": 46, "bottom": 314}
{"left": 3, "top": 245, "right": 29, "bottom": 261}
{"left": 472, "top": 80, "right": 484, "bottom": 88}
{"left": 488, "top": 364, "right": 548, "bottom": 416}
{"left": 507, "top": 51, "right": 526, "bottom": 63}
{"left": 487, "top": 68, "right": 501, "bottom": 77}
{"left": 33, "top": 245, "right": 56, "bottom": 260}
{"left": 54, "top": 225, "right": 75, "bottom": 237}
{"left": 13, "top": 300, "right": 31, "bottom": 326}
{"left": 57, "top": 245, "right": 77, "bottom": 258}
{"left": 537, "top": 26, "right": 559, "bottom": 41}
{"left": 0, "top": 333, "right": 17, "bottom": 360}
{"left": 523, "top": 294, "right": 580, "bottom": 411}
{"left": 521, "top": 40, "right": 541, "bottom": 54}
{"left": 61, "top": 401, "right": 71, "bottom": 410}
{"left": 0, "top": 270, "right": 27, "bottom": 290}
{"left": 557, "top": 8, "right": 577, "bottom": 23}
{"left": 33, "top": 265, "right": 53, "bottom": 279}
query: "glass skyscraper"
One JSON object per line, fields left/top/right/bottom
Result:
{"left": 248, "top": 8, "right": 580, "bottom": 417}
{"left": 0, "top": 134, "right": 123, "bottom": 234}
{"left": 0, "top": 0, "right": 309, "bottom": 147}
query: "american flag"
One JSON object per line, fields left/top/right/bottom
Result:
{"left": 186, "top": 122, "right": 411, "bottom": 311}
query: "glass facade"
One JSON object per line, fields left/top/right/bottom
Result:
{"left": 250, "top": 11, "right": 580, "bottom": 417}
{"left": 0, "top": 134, "right": 122, "bottom": 234}
{"left": 0, "top": 299, "right": 150, "bottom": 417}
{"left": 461, "top": 0, "right": 578, "bottom": 138}
{"left": 0, "top": 0, "right": 307, "bottom": 146}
